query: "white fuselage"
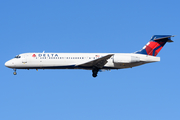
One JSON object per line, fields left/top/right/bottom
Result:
{"left": 5, "top": 53, "right": 160, "bottom": 70}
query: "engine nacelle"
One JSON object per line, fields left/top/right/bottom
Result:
{"left": 113, "top": 55, "right": 140, "bottom": 63}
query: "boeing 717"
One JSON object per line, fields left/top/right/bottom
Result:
{"left": 5, "top": 35, "right": 174, "bottom": 77}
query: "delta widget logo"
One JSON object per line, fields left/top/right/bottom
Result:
{"left": 32, "top": 54, "right": 36, "bottom": 57}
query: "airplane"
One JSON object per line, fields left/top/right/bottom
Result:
{"left": 5, "top": 35, "right": 174, "bottom": 77}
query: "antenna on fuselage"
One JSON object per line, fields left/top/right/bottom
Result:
{"left": 43, "top": 51, "right": 45, "bottom": 53}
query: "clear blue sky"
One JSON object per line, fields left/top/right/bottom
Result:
{"left": 1, "top": 0, "right": 180, "bottom": 120}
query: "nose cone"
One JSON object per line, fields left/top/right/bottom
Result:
{"left": 5, "top": 61, "right": 10, "bottom": 67}
{"left": 5, "top": 60, "right": 13, "bottom": 68}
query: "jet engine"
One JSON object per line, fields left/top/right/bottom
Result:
{"left": 113, "top": 55, "right": 140, "bottom": 63}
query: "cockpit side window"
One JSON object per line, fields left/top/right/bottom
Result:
{"left": 14, "top": 55, "right": 21, "bottom": 58}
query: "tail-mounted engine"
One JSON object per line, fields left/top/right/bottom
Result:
{"left": 113, "top": 55, "right": 140, "bottom": 63}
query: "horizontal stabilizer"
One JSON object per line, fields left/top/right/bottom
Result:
{"left": 152, "top": 35, "right": 175, "bottom": 42}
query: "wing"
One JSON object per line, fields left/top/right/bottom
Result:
{"left": 76, "top": 54, "right": 114, "bottom": 69}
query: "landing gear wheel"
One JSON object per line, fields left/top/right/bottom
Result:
{"left": 13, "top": 69, "right": 17, "bottom": 75}
{"left": 92, "top": 67, "right": 99, "bottom": 78}
{"left": 92, "top": 73, "right": 97, "bottom": 77}
{"left": 13, "top": 72, "right": 17, "bottom": 75}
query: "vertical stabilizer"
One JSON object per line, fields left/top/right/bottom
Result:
{"left": 135, "top": 35, "right": 174, "bottom": 56}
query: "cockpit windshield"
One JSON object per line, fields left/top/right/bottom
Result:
{"left": 14, "top": 55, "right": 21, "bottom": 58}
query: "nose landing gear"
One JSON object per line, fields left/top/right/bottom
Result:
{"left": 13, "top": 69, "right": 17, "bottom": 75}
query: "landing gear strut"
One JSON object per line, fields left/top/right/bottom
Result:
{"left": 92, "top": 67, "right": 99, "bottom": 78}
{"left": 13, "top": 69, "right": 17, "bottom": 75}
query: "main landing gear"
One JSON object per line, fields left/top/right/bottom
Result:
{"left": 13, "top": 69, "right": 17, "bottom": 75}
{"left": 92, "top": 67, "right": 99, "bottom": 78}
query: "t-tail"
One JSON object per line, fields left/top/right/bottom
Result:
{"left": 135, "top": 35, "right": 174, "bottom": 56}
